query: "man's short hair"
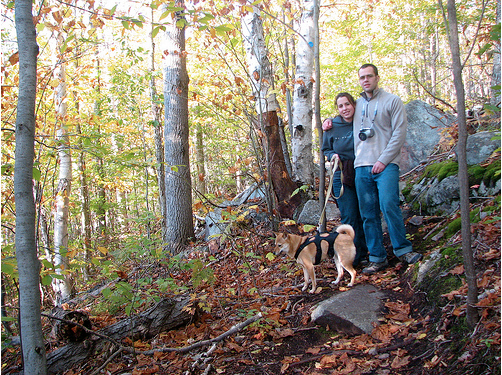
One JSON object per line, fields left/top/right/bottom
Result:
{"left": 359, "top": 63, "right": 378, "bottom": 77}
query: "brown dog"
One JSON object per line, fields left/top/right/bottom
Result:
{"left": 274, "top": 224, "right": 357, "bottom": 293}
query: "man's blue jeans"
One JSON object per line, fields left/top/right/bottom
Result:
{"left": 333, "top": 171, "right": 368, "bottom": 264}
{"left": 355, "top": 164, "right": 412, "bottom": 263}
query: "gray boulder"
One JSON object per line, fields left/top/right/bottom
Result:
{"left": 311, "top": 284, "right": 384, "bottom": 335}
{"left": 401, "top": 100, "right": 455, "bottom": 174}
{"left": 297, "top": 200, "right": 340, "bottom": 225}
{"left": 409, "top": 175, "right": 461, "bottom": 216}
{"left": 465, "top": 131, "right": 500, "bottom": 165}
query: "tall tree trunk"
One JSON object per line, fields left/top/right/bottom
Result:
{"left": 282, "top": 13, "right": 293, "bottom": 179}
{"left": 52, "top": 32, "right": 72, "bottom": 304}
{"left": 149, "top": 8, "right": 167, "bottom": 241}
{"left": 291, "top": 0, "right": 315, "bottom": 185}
{"left": 491, "top": 0, "right": 501, "bottom": 106}
{"left": 92, "top": 30, "right": 107, "bottom": 243}
{"left": 444, "top": 0, "right": 479, "bottom": 327}
{"left": 141, "top": 117, "right": 151, "bottom": 240}
{"left": 14, "top": 0, "right": 47, "bottom": 373}
{"left": 72, "top": 24, "right": 92, "bottom": 279}
{"left": 313, "top": 0, "right": 325, "bottom": 232}
{"left": 162, "top": 0, "right": 194, "bottom": 254}
{"left": 241, "top": 6, "right": 300, "bottom": 218}
{"left": 195, "top": 125, "right": 207, "bottom": 195}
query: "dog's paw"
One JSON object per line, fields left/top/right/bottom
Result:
{"left": 331, "top": 279, "right": 341, "bottom": 285}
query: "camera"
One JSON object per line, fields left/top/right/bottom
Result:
{"left": 359, "top": 128, "right": 375, "bottom": 141}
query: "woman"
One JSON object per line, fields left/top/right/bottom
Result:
{"left": 321, "top": 92, "right": 368, "bottom": 266}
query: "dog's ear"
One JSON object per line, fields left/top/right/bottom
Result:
{"left": 282, "top": 232, "right": 289, "bottom": 239}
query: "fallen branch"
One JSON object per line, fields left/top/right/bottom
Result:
{"left": 142, "top": 312, "right": 263, "bottom": 355}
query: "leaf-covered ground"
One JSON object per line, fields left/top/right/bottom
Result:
{"left": 2, "top": 198, "right": 500, "bottom": 375}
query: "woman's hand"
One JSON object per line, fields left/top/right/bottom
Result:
{"left": 330, "top": 154, "right": 339, "bottom": 169}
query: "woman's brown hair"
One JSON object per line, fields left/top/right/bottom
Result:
{"left": 335, "top": 92, "right": 356, "bottom": 107}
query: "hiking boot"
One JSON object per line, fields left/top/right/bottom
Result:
{"left": 353, "top": 259, "right": 369, "bottom": 268}
{"left": 398, "top": 252, "right": 423, "bottom": 264}
{"left": 362, "top": 259, "right": 389, "bottom": 275}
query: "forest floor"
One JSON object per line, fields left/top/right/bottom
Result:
{"left": 2, "top": 198, "right": 501, "bottom": 375}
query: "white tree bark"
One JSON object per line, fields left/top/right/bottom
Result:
{"left": 52, "top": 32, "right": 72, "bottom": 304}
{"left": 162, "top": 0, "right": 194, "bottom": 254}
{"left": 241, "top": 7, "right": 280, "bottom": 115}
{"left": 291, "top": 0, "right": 315, "bottom": 185}
{"left": 241, "top": 6, "right": 301, "bottom": 218}
{"left": 14, "top": 0, "right": 47, "bottom": 373}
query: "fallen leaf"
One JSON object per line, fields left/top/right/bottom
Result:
{"left": 449, "top": 264, "right": 464, "bottom": 275}
{"left": 306, "top": 347, "right": 321, "bottom": 354}
{"left": 319, "top": 354, "right": 338, "bottom": 368}
{"left": 391, "top": 354, "right": 410, "bottom": 369}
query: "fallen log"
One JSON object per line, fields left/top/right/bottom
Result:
{"left": 46, "top": 294, "right": 194, "bottom": 374}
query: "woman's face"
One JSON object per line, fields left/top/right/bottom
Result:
{"left": 337, "top": 96, "right": 355, "bottom": 122}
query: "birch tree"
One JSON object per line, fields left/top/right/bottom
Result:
{"left": 241, "top": 6, "right": 300, "bottom": 218}
{"left": 14, "top": 0, "right": 47, "bottom": 372}
{"left": 52, "top": 31, "right": 73, "bottom": 304}
{"left": 291, "top": 0, "right": 315, "bottom": 185}
{"left": 162, "top": 0, "right": 194, "bottom": 254}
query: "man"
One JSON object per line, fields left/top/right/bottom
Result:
{"left": 353, "top": 63, "right": 422, "bottom": 274}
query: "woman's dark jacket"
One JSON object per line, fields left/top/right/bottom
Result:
{"left": 321, "top": 115, "right": 356, "bottom": 187}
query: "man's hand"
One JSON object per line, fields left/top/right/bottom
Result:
{"left": 372, "top": 161, "right": 386, "bottom": 174}
{"left": 322, "top": 118, "right": 333, "bottom": 131}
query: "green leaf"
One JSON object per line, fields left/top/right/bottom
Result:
{"left": 176, "top": 19, "right": 187, "bottom": 29}
{"left": 159, "top": 10, "right": 171, "bottom": 21}
{"left": 122, "top": 21, "right": 131, "bottom": 29}
{"left": 32, "top": 167, "right": 41, "bottom": 181}
{"left": 475, "top": 43, "right": 491, "bottom": 56}
{"left": 109, "top": 5, "right": 117, "bottom": 16}
{"left": 152, "top": 26, "right": 161, "bottom": 38}
{"left": 131, "top": 19, "right": 143, "bottom": 28}
{"left": 41, "top": 259, "right": 54, "bottom": 269}
{"left": 42, "top": 275, "right": 53, "bottom": 285}
{"left": 303, "top": 224, "right": 316, "bottom": 232}
{"left": 266, "top": 252, "right": 275, "bottom": 261}
{"left": 1, "top": 316, "right": 16, "bottom": 322}
{"left": 1, "top": 164, "right": 13, "bottom": 176}
{"left": 198, "top": 13, "right": 215, "bottom": 24}
{"left": 1, "top": 262, "right": 14, "bottom": 275}
{"left": 102, "top": 288, "right": 112, "bottom": 297}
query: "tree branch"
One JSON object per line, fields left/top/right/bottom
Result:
{"left": 142, "top": 312, "right": 263, "bottom": 355}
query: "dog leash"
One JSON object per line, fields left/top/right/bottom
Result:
{"left": 318, "top": 156, "right": 344, "bottom": 229}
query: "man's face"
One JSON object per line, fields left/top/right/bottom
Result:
{"left": 358, "top": 66, "right": 379, "bottom": 95}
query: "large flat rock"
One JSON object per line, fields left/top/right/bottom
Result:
{"left": 311, "top": 284, "right": 384, "bottom": 336}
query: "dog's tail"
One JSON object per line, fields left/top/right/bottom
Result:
{"left": 336, "top": 224, "right": 355, "bottom": 239}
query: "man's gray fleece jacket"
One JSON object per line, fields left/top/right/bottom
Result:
{"left": 353, "top": 88, "right": 407, "bottom": 169}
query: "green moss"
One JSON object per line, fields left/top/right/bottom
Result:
{"left": 422, "top": 159, "right": 500, "bottom": 187}
{"left": 446, "top": 217, "right": 462, "bottom": 237}
{"left": 467, "top": 159, "right": 501, "bottom": 186}
{"left": 423, "top": 160, "right": 458, "bottom": 182}
{"left": 483, "top": 159, "right": 501, "bottom": 183}
{"left": 468, "top": 165, "right": 486, "bottom": 186}
{"left": 470, "top": 207, "right": 482, "bottom": 223}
